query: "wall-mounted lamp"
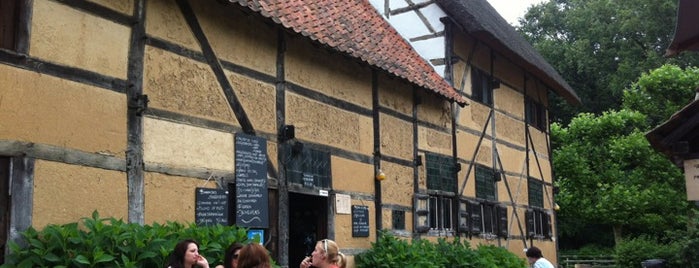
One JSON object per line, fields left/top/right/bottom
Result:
{"left": 415, "top": 155, "right": 423, "bottom": 166}
{"left": 376, "top": 169, "right": 386, "bottom": 181}
{"left": 279, "top": 124, "right": 295, "bottom": 143}
{"left": 554, "top": 203, "right": 561, "bottom": 211}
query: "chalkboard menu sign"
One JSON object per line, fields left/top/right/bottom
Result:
{"left": 195, "top": 188, "right": 228, "bottom": 226}
{"left": 352, "top": 205, "right": 370, "bottom": 237}
{"left": 235, "top": 133, "right": 269, "bottom": 228}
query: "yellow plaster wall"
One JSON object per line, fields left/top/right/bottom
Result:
{"left": 498, "top": 176, "right": 529, "bottom": 205}
{"left": 193, "top": 1, "right": 277, "bottom": 76}
{"left": 0, "top": 65, "right": 126, "bottom": 155}
{"left": 378, "top": 75, "right": 413, "bottom": 116}
{"left": 459, "top": 103, "right": 493, "bottom": 132}
{"left": 31, "top": 0, "right": 130, "bottom": 79}
{"left": 144, "top": 46, "right": 237, "bottom": 124}
{"left": 452, "top": 60, "right": 470, "bottom": 93}
{"left": 334, "top": 201, "right": 375, "bottom": 249}
{"left": 88, "top": 0, "right": 133, "bottom": 15}
{"left": 495, "top": 113, "right": 525, "bottom": 145}
{"left": 497, "top": 145, "right": 527, "bottom": 175}
{"left": 285, "top": 38, "right": 373, "bottom": 109}
{"left": 144, "top": 172, "right": 219, "bottom": 224}
{"left": 452, "top": 34, "right": 490, "bottom": 75}
{"left": 225, "top": 71, "right": 277, "bottom": 134}
{"left": 493, "top": 54, "right": 525, "bottom": 93}
{"left": 528, "top": 127, "right": 550, "bottom": 157}
{"left": 494, "top": 85, "right": 525, "bottom": 119}
{"left": 33, "top": 160, "right": 127, "bottom": 227}
{"left": 331, "top": 156, "right": 373, "bottom": 194}
{"left": 143, "top": 117, "right": 234, "bottom": 172}
{"left": 379, "top": 162, "right": 414, "bottom": 207}
{"left": 417, "top": 93, "right": 451, "bottom": 128}
{"left": 286, "top": 93, "right": 373, "bottom": 155}
{"left": 458, "top": 170, "right": 476, "bottom": 197}
{"left": 146, "top": 0, "right": 201, "bottom": 52}
{"left": 418, "top": 127, "right": 452, "bottom": 156}
{"left": 379, "top": 114, "right": 413, "bottom": 161}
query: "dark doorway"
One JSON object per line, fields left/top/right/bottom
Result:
{"left": 289, "top": 193, "right": 327, "bottom": 267}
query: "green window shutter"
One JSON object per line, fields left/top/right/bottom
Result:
{"left": 526, "top": 209, "right": 535, "bottom": 238}
{"left": 458, "top": 198, "right": 469, "bottom": 233}
{"left": 414, "top": 194, "right": 430, "bottom": 233}
{"left": 528, "top": 178, "right": 544, "bottom": 208}
{"left": 497, "top": 205, "right": 508, "bottom": 238}
{"left": 468, "top": 201, "right": 482, "bottom": 235}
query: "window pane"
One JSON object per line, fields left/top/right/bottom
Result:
{"left": 475, "top": 165, "right": 496, "bottom": 200}
{"left": 528, "top": 178, "right": 544, "bottom": 208}
{"left": 425, "top": 153, "right": 456, "bottom": 192}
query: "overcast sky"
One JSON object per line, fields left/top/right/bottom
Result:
{"left": 486, "top": 0, "right": 547, "bottom": 25}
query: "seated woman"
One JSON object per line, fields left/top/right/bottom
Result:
{"left": 299, "top": 239, "right": 345, "bottom": 268}
{"left": 215, "top": 242, "right": 244, "bottom": 268}
{"left": 237, "top": 243, "right": 272, "bottom": 268}
{"left": 164, "top": 239, "right": 210, "bottom": 268}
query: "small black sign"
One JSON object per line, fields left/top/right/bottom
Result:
{"left": 352, "top": 205, "right": 370, "bottom": 237}
{"left": 195, "top": 188, "right": 228, "bottom": 226}
{"left": 235, "top": 133, "right": 269, "bottom": 228}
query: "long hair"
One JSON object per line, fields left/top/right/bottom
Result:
{"left": 165, "top": 239, "right": 199, "bottom": 268}
{"left": 223, "top": 242, "right": 244, "bottom": 268}
{"left": 321, "top": 239, "right": 346, "bottom": 268}
{"left": 237, "top": 243, "right": 271, "bottom": 268}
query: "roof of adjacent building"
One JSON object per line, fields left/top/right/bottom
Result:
{"left": 435, "top": 0, "right": 581, "bottom": 105}
{"left": 229, "top": 0, "right": 580, "bottom": 106}
{"left": 231, "top": 0, "right": 468, "bottom": 106}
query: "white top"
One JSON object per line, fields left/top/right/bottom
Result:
{"left": 533, "top": 258, "right": 555, "bottom": 268}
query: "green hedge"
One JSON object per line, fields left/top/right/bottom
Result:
{"left": 354, "top": 232, "right": 527, "bottom": 268}
{"left": 1, "top": 211, "right": 250, "bottom": 268}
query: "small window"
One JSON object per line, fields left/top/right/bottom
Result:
{"left": 475, "top": 165, "right": 497, "bottom": 201}
{"left": 528, "top": 178, "right": 544, "bottom": 208}
{"left": 526, "top": 209, "right": 552, "bottom": 240}
{"left": 428, "top": 195, "right": 453, "bottom": 231}
{"left": 526, "top": 98, "right": 547, "bottom": 130}
{"left": 471, "top": 68, "right": 493, "bottom": 106}
{"left": 425, "top": 153, "right": 456, "bottom": 192}
{"left": 1, "top": 1, "right": 19, "bottom": 50}
{"left": 468, "top": 201, "right": 507, "bottom": 238}
{"left": 392, "top": 210, "right": 405, "bottom": 230}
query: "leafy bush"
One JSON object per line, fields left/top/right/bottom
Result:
{"left": 354, "top": 232, "right": 526, "bottom": 268}
{"left": 1, "top": 211, "right": 250, "bottom": 268}
{"left": 615, "top": 235, "right": 682, "bottom": 268}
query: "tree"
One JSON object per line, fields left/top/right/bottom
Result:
{"left": 551, "top": 110, "right": 690, "bottom": 246}
{"left": 518, "top": 0, "right": 699, "bottom": 124}
{"left": 622, "top": 64, "right": 699, "bottom": 127}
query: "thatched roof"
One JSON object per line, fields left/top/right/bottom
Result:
{"left": 436, "top": 0, "right": 581, "bottom": 105}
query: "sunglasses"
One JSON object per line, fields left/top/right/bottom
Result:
{"left": 322, "top": 239, "right": 328, "bottom": 253}
{"left": 232, "top": 253, "right": 239, "bottom": 260}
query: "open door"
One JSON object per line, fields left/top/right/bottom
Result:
{"left": 288, "top": 192, "right": 327, "bottom": 267}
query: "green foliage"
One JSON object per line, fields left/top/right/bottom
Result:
{"left": 551, "top": 110, "right": 691, "bottom": 244}
{"left": 1, "top": 211, "right": 250, "bottom": 268}
{"left": 622, "top": 64, "right": 699, "bottom": 127}
{"left": 354, "top": 232, "right": 526, "bottom": 268}
{"left": 518, "top": 0, "right": 699, "bottom": 124}
{"left": 615, "top": 236, "right": 683, "bottom": 268}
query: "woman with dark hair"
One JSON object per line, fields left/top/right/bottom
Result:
{"left": 525, "top": 246, "right": 554, "bottom": 268}
{"left": 215, "top": 242, "right": 244, "bottom": 268}
{"left": 299, "top": 239, "right": 345, "bottom": 268}
{"left": 165, "top": 239, "right": 210, "bottom": 268}
{"left": 237, "top": 243, "right": 272, "bottom": 268}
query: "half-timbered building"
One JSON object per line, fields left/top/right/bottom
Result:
{"left": 0, "top": 0, "right": 579, "bottom": 266}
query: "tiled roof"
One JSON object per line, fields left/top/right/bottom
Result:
{"left": 230, "top": 0, "right": 468, "bottom": 106}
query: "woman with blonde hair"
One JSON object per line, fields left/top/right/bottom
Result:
{"left": 299, "top": 239, "right": 346, "bottom": 268}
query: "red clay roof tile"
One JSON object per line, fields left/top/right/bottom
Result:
{"left": 232, "top": 0, "right": 467, "bottom": 105}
